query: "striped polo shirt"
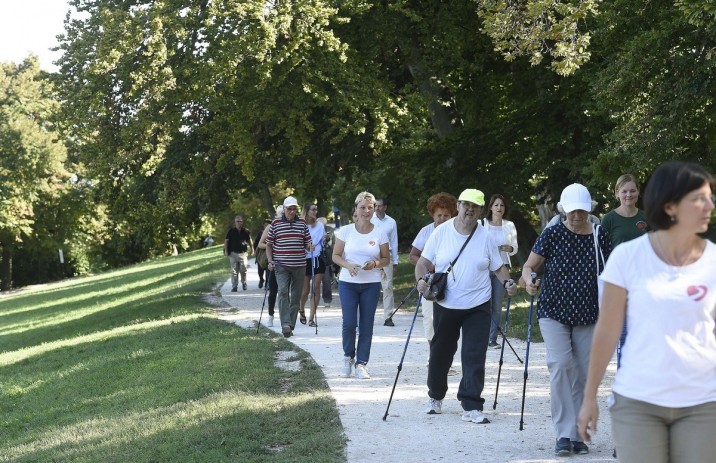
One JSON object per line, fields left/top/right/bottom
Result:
{"left": 266, "top": 216, "right": 312, "bottom": 267}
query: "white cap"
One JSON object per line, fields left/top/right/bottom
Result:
{"left": 559, "top": 183, "right": 592, "bottom": 213}
{"left": 283, "top": 196, "right": 298, "bottom": 208}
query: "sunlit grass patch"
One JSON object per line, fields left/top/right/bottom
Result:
{"left": 0, "top": 248, "right": 345, "bottom": 462}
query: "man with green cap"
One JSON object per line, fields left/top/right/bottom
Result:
{"left": 415, "top": 189, "right": 517, "bottom": 424}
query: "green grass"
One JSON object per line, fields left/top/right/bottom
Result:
{"left": 393, "top": 256, "right": 543, "bottom": 342}
{"left": 0, "top": 247, "right": 344, "bottom": 463}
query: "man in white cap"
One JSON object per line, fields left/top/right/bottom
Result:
{"left": 266, "top": 196, "right": 314, "bottom": 337}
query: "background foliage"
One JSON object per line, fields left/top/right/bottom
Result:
{"left": 1, "top": 0, "right": 714, "bottom": 288}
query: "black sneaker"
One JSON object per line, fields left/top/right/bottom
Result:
{"left": 488, "top": 341, "right": 500, "bottom": 349}
{"left": 258, "top": 280, "right": 264, "bottom": 288}
{"left": 384, "top": 318, "right": 395, "bottom": 327}
{"left": 571, "top": 441, "right": 589, "bottom": 455}
{"left": 282, "top": 325, "right": 292, "bottom": 337}
{"left": 231, "top": 286, "right": 238, "bottom": 292}
{"left": 555, "top": 438, "right": 572, "bottom": 456}
{"left": 242, "top": 281, "right": 247, "bottom": 290}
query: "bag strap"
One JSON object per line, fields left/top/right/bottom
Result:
{"left": 593, "top": 224, "right": 605, "bottom": 273}
{"left": 446, "top": 224, "right": 477, "bottom": 274}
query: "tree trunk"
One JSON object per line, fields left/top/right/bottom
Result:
{"left": 0, "top": 244, "right": 13, "bottom": 291}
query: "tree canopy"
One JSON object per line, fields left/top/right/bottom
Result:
{"left": 1, "top": 0, "right": 714, "bottom": 287}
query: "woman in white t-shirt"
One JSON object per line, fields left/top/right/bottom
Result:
{"left": 299, "top": 203, "right": 326, "bottom": 327}
{"left": 578, "top": 161, "right": 716, "bottom": 462}
{"left": 332, "top": 192, "right": 390, "bottom": 380}
{"left": 409, "top": 192, "right": 457, "bottom": 345}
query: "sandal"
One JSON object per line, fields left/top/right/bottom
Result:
{"left": 308, "top": 320, "right": 317, "bottom": 327}
{"left": 299, "top": 312, "right": 307, "bottom": 324}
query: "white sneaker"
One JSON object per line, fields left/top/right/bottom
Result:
{"left": 340, "top": 356, "right": 354, "bottom": 377}
{"left": 354, "top": 363, "right": 370, "bottom": 379}
{"left": 461, "top": 409, "right": 489, "bottom": 424}
{"left": 426, "top": 398, "right": 442, "bottom": 414}
{"left": 267, "top": 316, "right": 274, "bottom": 327}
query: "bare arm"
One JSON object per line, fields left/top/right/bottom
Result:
{"left": 415, "top": 256, "right": 433, "bottom": 295}
{"left": 495, "top": 265, "right": 517, "bottom": 296}
{"left": 257, "top": 226, "right": 270, "bottom": 249}
{"left": 520, "top": 252, "right": 546, "bottom": 294}
{"left": 578, "top": 282, "right": 627, "bottom": 443}
{"left": 409, "top": 246, "right": 422, "bottom": 266}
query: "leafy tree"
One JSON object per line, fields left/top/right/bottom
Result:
{"left": 0, "top": 58, "right": 70, "bottom": 290}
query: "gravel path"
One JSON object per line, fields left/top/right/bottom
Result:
{"left": 217, "top": 270, "right": 616, "bottom": 463}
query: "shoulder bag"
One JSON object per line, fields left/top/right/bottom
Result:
{"left": 424, "top": 225, "right": 477, "bottom": 302}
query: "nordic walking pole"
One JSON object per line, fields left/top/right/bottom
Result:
{"left": 493, "top": 279, "right": 515, "bottom": 410}
{"left": 311, "top": 256, "right": 318, "bottom": 335}
{"left": 383, "top": 294, "right": 423, "bottom": 421}
{"left": 256, "top": 270, "right": 272, "bottom": 334}
{"left": 490, "top": 315, "right": 523, "bottom": 364}
{"left": 519, "top": 272, "right": 539, "bottom": 430}
{"left": 387, "top": 284, "right": 419, "bottom": 320}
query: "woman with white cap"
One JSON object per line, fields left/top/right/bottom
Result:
{"left": 522, "top": 183, "right": 612, "bottom": 456}
{"left": 415, "top": 189, "right": 516, "bottom": 424}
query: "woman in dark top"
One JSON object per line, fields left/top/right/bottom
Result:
{"left": 522, "top": 183, "right": 611, "bottom": 457}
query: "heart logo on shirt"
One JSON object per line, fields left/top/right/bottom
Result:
{"left": 369, "top": 240, "right": 376, "bottom": 246}
{"left": 687, "top": 285, "right": 707, "bottom": 302}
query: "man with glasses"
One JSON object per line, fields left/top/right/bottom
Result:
{"left": 224, "top": 215, "right": 253, "bottom": 291}
{"left": 266, "top": 196, "right": 314, "bottom": 337}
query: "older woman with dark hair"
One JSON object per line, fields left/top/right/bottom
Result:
{"left": 409, "top": 192, "right": 457, "bottom": 346}
{"left": 522, "top": 183, "right": 612, "bottom": 456}
{"left": 579, "top": 161, "right": 716, "bottom": 462}
{"left": 332, "top": 192, "right": 390, "bottom": 379}
{"left": 481, "top": 193, "right": 519, "bottom": 348}
{"left": 416, "top": 189, "right": 516, "bottom": 424}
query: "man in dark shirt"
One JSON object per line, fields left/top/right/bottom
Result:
{"left": 224, "top": 215, "right": 253, "bottom": 291}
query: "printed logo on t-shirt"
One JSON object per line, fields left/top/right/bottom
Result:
{"left": 687, "top": 285, "right": 707, "bottom": 302}
{"left": 369, "top": 240, "right": 376, "bottom": 246}
{"left": 636, "top": 221, "right": 648, "bottom": 231}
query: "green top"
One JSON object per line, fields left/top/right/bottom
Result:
{"left": 600, "top": 209, "right": 649, "bottom": 247}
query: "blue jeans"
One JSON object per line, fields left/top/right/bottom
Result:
{"left": 339, "top": 281, "right": 381, "bottom": 365}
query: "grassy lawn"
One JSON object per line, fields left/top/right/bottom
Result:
{"left": 392, "top": 255, "right": 543, "bottom": 343}
{"left": 0, "top": 247, "right": 344, "bottom": 463}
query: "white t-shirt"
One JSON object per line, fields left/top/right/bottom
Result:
{"left": 421, "top": 218, "right": 503, "bottom": 309}
{"left": 335, "top": 224, "right": 388, "bottom": 284}
{"left": 371, "top": 214, "right": 399, "bottom": 265}
{"left": 411, "top": 222, "right": 436, "bottom": 251}
{"left": 306, "top": 221, "right": 325, "bottom": 258}
{"left": 601, "top": 234, "right": 716, "bottom": 407}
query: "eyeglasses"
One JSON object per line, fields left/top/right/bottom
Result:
{"left": 460, "top": 201, "right": 481, "bottom": 210}
{"left": 286, "top": 207, "right": 298, "bottom": 212}
{"left": 310, "top": 207, "right": 318, "bottom": 211}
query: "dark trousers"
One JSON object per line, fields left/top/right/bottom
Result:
{"left": 427, "top": 301, "right": 491, "bottom": 411}
{"left": 257, "top": 263, "right": 266, "bottom": 284}
{"left": 267, "top": 270, "right": 278, "bottom": 316}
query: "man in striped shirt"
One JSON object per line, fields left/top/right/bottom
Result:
{"left": 266, "top": 196, "right": 314, "bottom": 337}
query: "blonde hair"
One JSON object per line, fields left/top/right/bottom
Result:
{"left": 614, "top": 174, "right": 640, "bottom": 197}
{"left": 354, "top": 191, "right": 376, "bottom": 205}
